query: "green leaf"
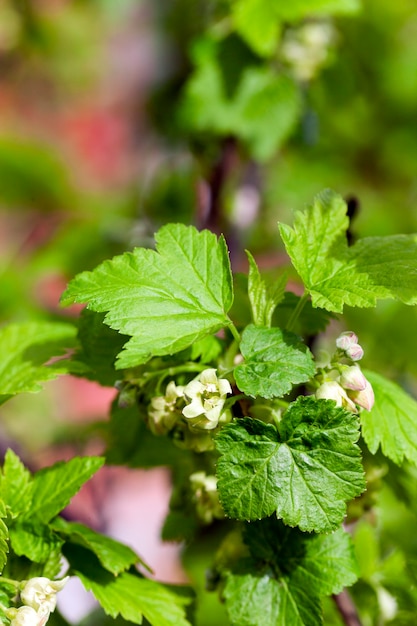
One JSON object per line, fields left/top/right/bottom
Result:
{"left": 82, "top": 573, "right": 192, "bottom": 626}
{"left": 181, "top": 39, "right": 301, "bottom": 161}
{"left": 0, "top": 449, "right": 33, "bottom": 518}
{"left": 66, "top": 544, "right": 192, "bottom": 626}
{"left": 234, "top": 325, "right": 315, "bottom": 399}
{"left": 279, "top": 189, "right": 417, "bottom": 313}
{"left": 62, "top": 224, "right": 233, "bottom": 369}
{"left": 9, "top": 521, "right": 63, "bottom": 563}
{"left": 216, "top": 396, "right": 365, "bottom": 532}
{"left": 231, "top": 0, "right": 281, "bottom": 57}
{"left": 74, "top": 310, "right": 129, "bottom": 387}
{"left": 246, "top": 252, "right": 287, "bottom": 327}
{"left": 29, "top": 456, "right": 104, "bottom": 522}
{"left": 273, "top": 0, "right": 361, "bottom": 20}
{"left": 361, "top": 370, "right": 417, "bottom": 465}
{"left": 0, "top": 501, "right": 8, "bottom": 574}
{"left": 0, "top": 322, "right": 77, "bottom": 404}
{"left": 52, "top": 517, "right": 147, "bottom": 575}
{"left": 223, "top": 518, "right": 358, "bottom": 626}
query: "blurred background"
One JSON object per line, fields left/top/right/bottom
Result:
{"left": 1, "top": 0, "right": 417, "bottom": 623}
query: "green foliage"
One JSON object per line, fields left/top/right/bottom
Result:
{"left": 0, "top": 321, "right": 78, "bottom": 404}
{"left": 0, "top": 501, "right": 8, "bottom": 574}
{"left": 62, "top": 224, "right": 234, "bottom": 368}
{"left": 246, "top": 251, "right": 287, "bottom": 327}
{"left": 30, "top": 456, "right": 105, "bottom": 522}
{"left": 279, "top": 189, "right": 417, "bottom": 312}
{"left": 52, "top": 518, "right": 147, "bottom": 575}
{"left": 234, "top": 324, "right": 315, "bottom": 398}
{"left": 216, "top": 397, "right": 365, "bottom": 532}
{"left": 180, "top": 36, "right": 301, "bottom": 161}
{"left": 222, "top": 519, "right": 358, "bottom": 626}
{"left": 361, "top": 370, "right": 417, "bottom": 465}
{"left": 68, "top": 545, "right": 191, "bottom": 626}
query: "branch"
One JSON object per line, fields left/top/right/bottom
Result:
{"left": 333, "top": 590, "right": 363, "bottom": 626}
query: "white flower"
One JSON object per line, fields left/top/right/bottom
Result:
{"left": 148, "top": 381, "right": 184, "bottom": 435}
{"left": 21, "top": 577, "right": 69, "bottom": 614}
{"left": 315, "top": 381, "right": 357, "bottom": 412}
{"left": 7, "top": 606, "right": 39, "bottom": 626}
{"left": 182, "top": 369, "right": 232, "bottom": 430}
{"left": 189, "top": 471, "right": 224, "bottom": 524}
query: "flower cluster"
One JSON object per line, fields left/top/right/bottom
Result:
{"left": 281, "top": 21, "right": 334, "bottom": 82}
{"left": 189, "top": 471, "right": 224, "bottom": 524}
{"left": 5, "top": 577, "right": 68, "bottom": 626}
{"left": 314, "top": 331, "right": 374, "bottom": 412}
{"left": 147, "top": 369, "right": 232, "bottom": 450}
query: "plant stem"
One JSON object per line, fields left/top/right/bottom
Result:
{"left": 286, "top": 292, "right": 309, "bottom": 333}
{"left": 227, "top": 322, "right": 241, "bottom": 343}
{"left": 333, "top": 590, "right": 363, "bottom": 626}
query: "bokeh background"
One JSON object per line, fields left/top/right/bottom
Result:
{"left": 1, "top": 1, "right": 417, "bottom": 624}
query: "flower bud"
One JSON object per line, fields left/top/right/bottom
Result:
{"left": 349, "top": 380, "right": 375, "bottom": 411}
{"left": 346, "top": 343, "right": 364, "bottom": 361}
{"left": 339, "top": 365, "right": 367, "bottom": 391}
{"left": 336, "top": 331, "right": 358, "bottom": 351}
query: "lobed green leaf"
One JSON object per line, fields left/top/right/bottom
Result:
{"left": 216, "top": 396, "right": 365, "bottom": 532}
{"left": 223, "top": 518, "right": 358, "bottom": 626}
{"left": 361, "top": 370, "right": 417, "bottom": 465}
{"left": 234, "top": 325, "right": 315, "bottom": 399}
{"left": 279, "top": 189, "right": 417, "bottom": 313}
{"left": 62, "top": 224, "right": 233, "bottom": 369}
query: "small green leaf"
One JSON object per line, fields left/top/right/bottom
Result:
{"left": 234, "top": 325, "right": 315, "bottom": 399}
{"left": 223, "top": 518, "right": 358, "bottom": 626}
{"left": 246, "top": 252, "right": 287, "bottom": 327}
{"left": 279, "top": 189, "right": 417, "bottom": 313}
{"left": 361, "top": 370, "right": 417, "bottom": 465}
{"left": 29, "top": 456, "right": 104, "bottom": 523}
{"left": 62, "top": 224, "right": 233, "bottom": 369}
{"left": 0, "top": 449, "right": 33, "bottom": 518}
{"left": 9, "top": 521, "right": 63, "bottom": 563}
{"left": 0, "top": 322, "right": 77, "bottom": 404}
{"left": 216, "top": 396, "right": 365, "bottom": 532}
{"left": 52, "top": 517, "right": 147, "bottom": 575}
